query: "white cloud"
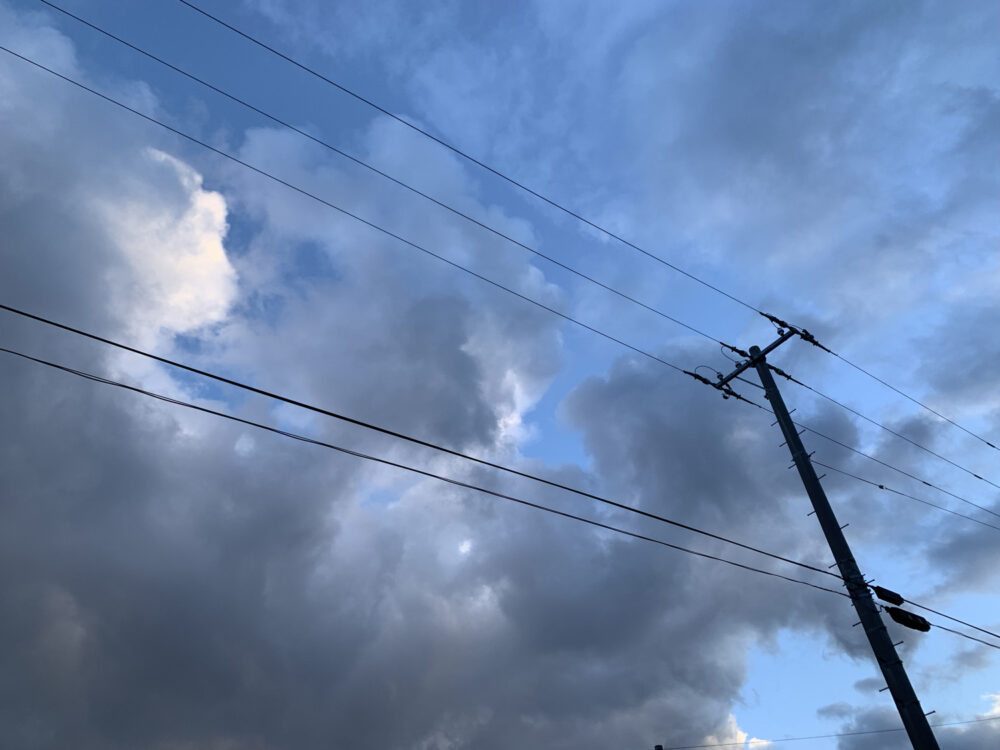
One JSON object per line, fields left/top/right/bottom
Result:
{"left": 97, "top": 148, "right": 235, "bottom": 339}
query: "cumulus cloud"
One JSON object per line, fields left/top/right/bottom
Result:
{"left": 96, "top": 148, "right": 236, "bottom": 338}
{"left": 0, "top": 0, "right": 997, "bottom": 748}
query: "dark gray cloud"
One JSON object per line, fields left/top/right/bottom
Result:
{"left": 1, "top": 0, "right": 997, "bottom": 748}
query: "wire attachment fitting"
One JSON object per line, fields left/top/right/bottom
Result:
{"left": 760, "top": 311, "right": 833, "bottom": 353}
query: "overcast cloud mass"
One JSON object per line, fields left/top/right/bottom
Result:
{"left": 0, "top": 1, "right": 998, "bottom": 748}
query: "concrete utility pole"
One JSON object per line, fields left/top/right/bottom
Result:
{"left": 714, "top": 334, "right": 940, "bottom": 750}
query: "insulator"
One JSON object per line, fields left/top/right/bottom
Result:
{"left": 871, "top": 585, "right": 904, "bottom": 606}
{"left": 885, "top": 606, "right": 930, "bottom": 633}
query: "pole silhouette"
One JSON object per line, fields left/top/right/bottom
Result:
{"left": 715, "top": 336, "right": 939, "bottom": 749}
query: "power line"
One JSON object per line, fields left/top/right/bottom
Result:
{"left": 813, "top": 460, "right": 1000, "bottom": 534}
{"left": 903, "top": 599, "right": 1000, "bottom": 644}
{"left": 0, "top": 304, "right": 835, "bottom": 581}
{"left": 832, "top": 351, "right": 999, "bottom": 453}
{"left": 9, "top": 300, "right": 999, "bottom": 651}
{"left": 708, "top": 386, "right": 1000, "bottom": 527}
{"left": 4, "top": 345, "right": 997, "bottom": 706}
{"left": 656, "top": 714, "right": 1000, "bottom": 749}
{"left": 777, "top": 365, "right": 1000, "bottom": 494}
{"left": 57, "top": 0, "right": 1000, "bottom": 500}
{"left": 173, "top": 0, "right": 756, "bottom": 313}
{"left": 929, "top": 622, "right": 1000, "bottom": 651}
{"left": 0, "top": 44, "right": 691, "bottom": 379}
{"left": 9, "top": 44, "right": 997, "bottom": 533}
{"left": 5, "top": 343, "right": 998, "bottom": 654}
{"left": 0, "top": 33, "right": 992, "bottom": 652}
{"left": 0, "top": 344, "right": 848, "bottom": 601}
{"left": 36, "top": 0, "right": 739, "bottom": 356}
{"left": 50, "top": 0, "right": 1000, "bottom": 496}
{"left": 174, "top": 0, "right": 1000, "bottom": 457}
{"left": 799, "top": 424, "right": 1000, "bottom": 521}
{"left": 8, "top": 40, "right": 999, "bottom": 621}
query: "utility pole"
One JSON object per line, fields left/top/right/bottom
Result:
{"left": 713, "top": 333, "right": 940, "bottom": 750}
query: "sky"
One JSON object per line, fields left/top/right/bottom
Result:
{"left": 0, "top": 0, "right": 998, "bottom": 748}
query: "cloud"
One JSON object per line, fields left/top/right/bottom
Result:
{"left": 1, "top": 1, "right": 998, "bottom": 748}
{"left": 96, "top": 148, "right": 236, "bottom": 338}
{"left": 834, "top": 706, "right": 1000, "bottom": 750}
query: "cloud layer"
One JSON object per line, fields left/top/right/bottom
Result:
{"left": 0, "top": 1, "right": 997, "bottom": 748}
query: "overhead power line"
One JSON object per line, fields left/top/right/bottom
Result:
{"left": 929, "top": 622, "right": 1000, "bottom": 651}
{"left": 775, "top": 355, "right": 1000, "bottom": 493}
{"left": 833, "top": 351, "right": 999, "bottom": 452}
{"left": 42, "top": 0, "right": 1000, "bottom": 503}
{"left": 703, "top": 385, "right": 1000, "bottom": 527}
{"left": 174, "top": 0, "right": 1000, "bottom": 457}
{"left": 36, "top": 0, "right": 739, "bottom": 357}
{"left": 173, "top": 0, "right": 755, "bottom": 313}
{"left": 0, "top": 303, "right": 836, "bottom": 582}
{"left": 902, "top": 599, "right": 1000, "bottom": 644}
{"left": 0, "top": 345, "right": 846, "bottom": 600}
{"left": 8, "top": 304, "right": 999, "bottom": 651}
{"left": 813, "top": 460, "right": 1000, "bottom": 534}
{"left": 0, "top": 44, "right": 691, "bottom": 380}
{"left": 799, "top": 423, "right": 1000, "bottom": 522}
{"left": 5, "top": 44, "right": 997, "bottom": 542}
{"left": 656, "top": 714, "right": 1000, "bottom": 749}
{"left": 4, "top": 343, "right": 998, "bottom": 657}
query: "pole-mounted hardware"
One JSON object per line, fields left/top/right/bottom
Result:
{"left": 697, "top": 331, "right": 940, "bottom": 750}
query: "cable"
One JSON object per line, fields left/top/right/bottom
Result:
{"left": 0, "top": 344, "right": 848, "bottom": 601}
{"left": 833, "top": 351, "right": 999, "bottom": 453}
{"left": 174, "top": 0, "right": 759, "bottom": 314}
{"left": 778, "top": 367, "right": 1000, "bottom": 494}
{"left": 698, "top": 385, "right": 1000, "bottom": 526}
{"left": 904, "top": 599, "right": 1000, "bottom": 644}
{"left": 6, "top": 346, "right": 998, "bottom": 743}
{"left": 12, "top": 27, "right": 994, "bottom": 513}
{"left": 174, "top": 0, "right": 1000, "bottom": 458}
{"left": 55, "top": 0, "right": 1000, "bottom": 496}
{"left": 7, "top": 345, "right": 999, "bottom": 654}
{"left": 36, "top": 0, "right": 736, "bottom": 355}
{"left": 0, "top": 46, "right": 847, "bottom": 581}
{"left": 6, "top": 44, "right": 997, "bottom": 641}
{"left": 0, "top": 45, "right": 699, "bottom": 379}
{"left": 813, "top": 460, "right": 1000, "bottom": 534}
{"left": 799, "top": 425, "right": 1000, "bottom": 521}
{"left": 655, "top": 714, "right": 1000, "bottom": 749}
{"left": 0, "top": 304, "right": 837, "bottom": 581}
{"left": 926, "top": 621, "right": 1000, "bottom": 651}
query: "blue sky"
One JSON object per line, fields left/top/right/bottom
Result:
{"left": 0, "top": 1, "right": 998, "bottom": 748}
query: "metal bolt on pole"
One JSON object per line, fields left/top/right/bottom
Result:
{"left": 748, "top": 343, "right": 939, "bottom": 750}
